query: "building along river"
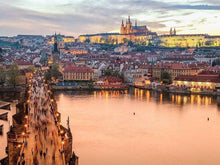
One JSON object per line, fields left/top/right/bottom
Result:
{"left": 55, "top": 88, "right": 220, "bottom": 165}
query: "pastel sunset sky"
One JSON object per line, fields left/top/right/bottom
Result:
{"left": 0, "top": 0, "right": 219, "bottom": 36}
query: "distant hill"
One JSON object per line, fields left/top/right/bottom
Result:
{"left": 0, "top": 39, "right": 21, "bottom": 49}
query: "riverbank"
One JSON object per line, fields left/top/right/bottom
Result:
{"left": 0, "top": 86, "right": 25, "bottom": 93}
{"left": 130, "top": 84, "right": 219, "bottom": 96}
{"left": 51, "top": 83, "right": 220, "bottom": 97}
{"left": 52, "top": 85, "right": 128, "bottom": 91}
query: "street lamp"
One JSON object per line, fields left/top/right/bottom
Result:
{"left": 22, "top": 132, "right": 25, "bottom": 142}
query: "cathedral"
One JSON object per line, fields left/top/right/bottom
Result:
{"left": 120, "top": 16, "right": 148, "bottom": 35}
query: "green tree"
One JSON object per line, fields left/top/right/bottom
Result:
{"left": 88, "top": 79, "right": 94, "bottom": 90}
{"left": 123, "top": 38, "right": 129, "bottom": 45}
{"left": 8, "top": 63, "right": 21, "bottom": 87}
{"left": 104, "top": 69, "right": 113, "bottom": 76}
{"left": 45, "top": 63, "right": 62, "bottom": 81}
{"left": 162, "top": 71, "right": 172, "bottom": 84}
{"left": 85, "top": 38, "right": 90, "bottom": 43}
{"left": 27, "top": 66, "right": 35, "bottom": 73}
{"left": 212, "top": 59, "right": 220, "bottom": 66}
{"left": 0, "top": 66, "right": 6, "bottom": 86}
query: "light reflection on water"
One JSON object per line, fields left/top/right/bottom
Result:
{"left": 56, "top": 89, "right": 220, "bottom": 165}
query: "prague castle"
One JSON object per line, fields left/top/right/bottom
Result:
{"left": 120, "top": 16, "right": 148, "bottom": 35}
{"left": 78, "top": 16, "right": 220, "bottom": 47}
{"left": 78, "top": 16, "right": 157, "bottom": 45}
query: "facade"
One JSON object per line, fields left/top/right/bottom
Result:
{"left": 152, "top": 63, "right": 200, "bottom": 81}
{"left": 63, "top": 65, "right": 94, "bottom": 81}
{"left": 173, "top": 72, "right": 220, "bottom": 92}
{"left": 120, "top": 16, "right": 148, "bottom": 35}
{"left": 78, "top": 16, "right": 220, "bottom": 48}
{"left": 47, "top": 35, "right": 75, "bottom": 45}
{"left": 159, "top": 34, "right": 220, "bottom": 48}
{"left": 78, "top": 16, "right": 157, "bottom": 45}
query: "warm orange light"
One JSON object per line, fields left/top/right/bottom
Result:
{"left": 22, "top": 132, "right": 25, "bottom": 136}
{"left": 60, "top": 130, "right": 64, "bottom": 134}
{"left": 62, "top": 141, "right": 65, "bottom": 145}
{"left": 26, "top": 100, "right": 30, "bottom": 103}
{"left": 51, "top": 99, "right": 54, "bottom": 102}
{"left": 25, "top": 115, "right": 28, "bottom": 119}
{"left": 18, "top": 144, "right": 21, "bottom": 148}
{"left": 24, "top": 124, "right": 28, "bottom": 128}
{"left": 56, "top": 113, "right": 59, "bottom": 117}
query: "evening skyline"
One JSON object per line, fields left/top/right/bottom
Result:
{"left": 0, "top": 0, "right": 220, "bottom": 37}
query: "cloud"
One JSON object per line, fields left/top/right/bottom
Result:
{"left": 165, "top": 5, "right": 220, "bottom": 10}
{"left": 0, "top": 0, "right": 219, "bottom": 36}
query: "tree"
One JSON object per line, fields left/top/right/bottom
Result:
{"left": 104, "top": 69, "right": 113, "bottom": 76}
{"left": 88, "top": 79, "right": 94, "bottom": 90}
{"left": 162, "top": 71, "right": 172, "bottom": 84}
{"left": 27, "top": 66, "right": 35, "bottom": 73}
{"left": 85, "top": 38, "right": 90, "bottom": 43}
{"left": 8, "top": 63, "right": 21, "bottom": 87}
{"left": 123, "top": 38, "right": 129, "bottom": 45}
{"left": 0, "top": 66, "right": 6, "bottom": 86}
{"left": 212, "top": 59, "right": 220, "bottom": 66}
{"left": 45, "top": 63, "right": 62, "bottom": 81}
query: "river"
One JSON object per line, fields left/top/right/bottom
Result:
{"left": 55, "top": 88, "right": 220, "bottom": 165}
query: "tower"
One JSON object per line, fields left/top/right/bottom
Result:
{"left": 126, "top": 16, "right": 132, "bottom": 34}
{"left": 170, "top": 28, "right": 173, "bottom": 35}
{"left": 52, "top": 33, "right": 60, "bottom": 64}
{"left": 173, "top": 28, "right": 176, "bottom": 35}
{"left": 120, "top": 20, "right": 125, "bottom": 34}
{"left": 135, "top": 20, "right": 137, "bottom": 27}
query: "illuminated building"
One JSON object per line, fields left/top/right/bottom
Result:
{"left": 78, "top": 17, "right": 220, "bottom": 47}
{"left": 63, "top": 65, "right": 94, "bottom": 81}
{"left": 47, "top": 35, "right": 75, "bottom": 45}
{"left": 152, "top": 63, "right": 200, "bottom": 81}
{"left": 78, "top": 16, "right": 157, "bottom": 45}
{"left": 173, "top": 71, "right": 220, "bottom": 92}
{"left": 159, "top": 29, "right": 220, "bottom": 47}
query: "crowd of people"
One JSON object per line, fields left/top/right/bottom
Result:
{"left": 19, "top": 71, "right": 65, "bottom": 165}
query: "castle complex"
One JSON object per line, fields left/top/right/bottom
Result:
{"left": 120, "top": 16, "right": 148, "bottom": 35}
{"left": 79, "top": 16, "right": 220, "bottom": 47}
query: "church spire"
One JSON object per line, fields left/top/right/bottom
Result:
{"left": 128, "top": 16, "right": 131, "bottom": 23}
{"left": 135, "top": 19, "right": 137, "bottom": 27}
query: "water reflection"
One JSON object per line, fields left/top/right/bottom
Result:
{"left": 55, "top": 88, "right": 219, "bottom": 107}
{"left": 55, "top": 88, "right": 220, "bottom": 165}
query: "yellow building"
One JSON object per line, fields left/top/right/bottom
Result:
{"left": 47, "top": 35, "right": 75, "bottom": 45}
{"left": 63, "top": 65, "right": 94, "bottom": 81}
{"left": 78, "top": 17, "right": 220, "bottom": 48}
{"left": 159, "top": 30, "right": 220, "bottom": 48}
{"left": 78, "top": 16, "right": 157, "bottom": 45}
{"left": 173, "top": 73, "right": 220, "bottom": 92}
{"left": 152, "top": 63, "right": 199, "bottom": 81}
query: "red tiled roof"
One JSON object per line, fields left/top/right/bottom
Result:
{"left": 63, "top": 66, "right": 93, "bottom": 73}
{"left": 174, "top": 74, "right": 220, "bottom": 83}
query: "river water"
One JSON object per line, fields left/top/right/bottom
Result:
{"left": 55, "top": 88, "right": 220, "bottom": 165}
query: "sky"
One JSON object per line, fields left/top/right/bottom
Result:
{"left": 0, "top": 0, "right": 219, "bottom": 37}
